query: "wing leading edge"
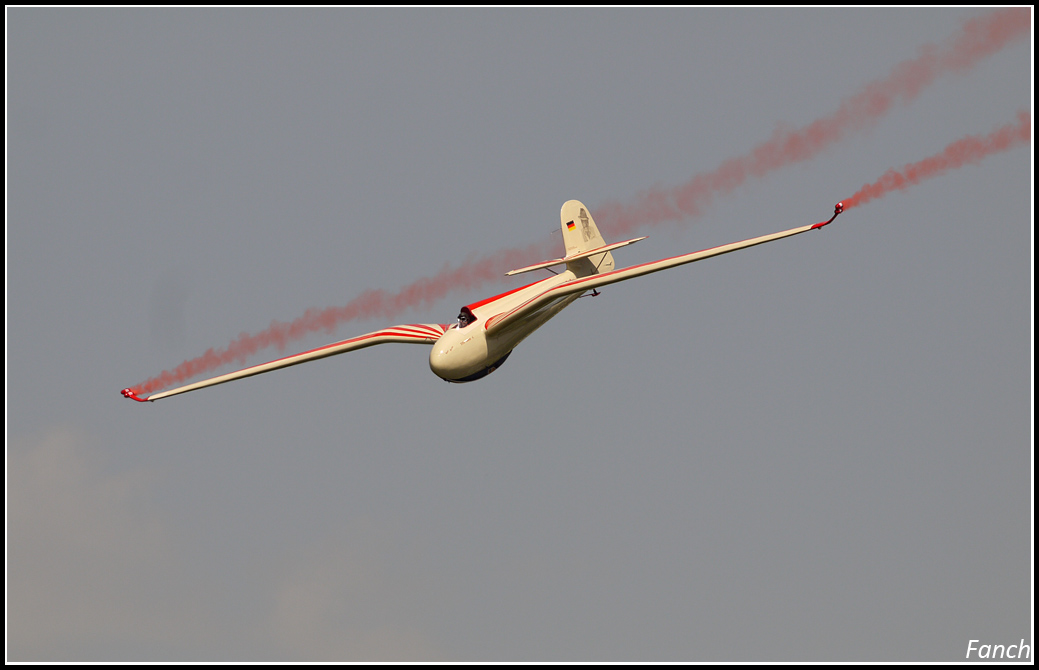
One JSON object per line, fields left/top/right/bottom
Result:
{"left": 123, "top": 323, "right": 449, "bottom": 402}
{"left": 484, "top": 205, "right": 843, "bottom": 334}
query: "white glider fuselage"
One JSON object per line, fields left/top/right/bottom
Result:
{"left": 429, "top": 272, "right": 582, "bottom": 382}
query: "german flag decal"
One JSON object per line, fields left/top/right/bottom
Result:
{"left": 565, "top": 220, "right": 576, "bottom": 230}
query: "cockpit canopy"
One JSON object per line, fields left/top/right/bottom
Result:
{"left": 456, "top": 306, "right": 477, "bottom": 329}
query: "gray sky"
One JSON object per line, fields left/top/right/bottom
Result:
{"left": 7, "top": 8, "right": 1032, "bottom": 662}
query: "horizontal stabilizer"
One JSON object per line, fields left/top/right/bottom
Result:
{"left": 505, "top": 237, "right": 647, "bottom": 276}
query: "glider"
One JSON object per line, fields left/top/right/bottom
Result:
{"left": 122, "top": 199, "right": 842, "bottom": 402}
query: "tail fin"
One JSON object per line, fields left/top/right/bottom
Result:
{"left": 560, "top": 200, "right": 614, "bottom": 276}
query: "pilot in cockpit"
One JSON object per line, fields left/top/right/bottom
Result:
{"left": 456, "top": 307, "right": 476, "bottom": 328}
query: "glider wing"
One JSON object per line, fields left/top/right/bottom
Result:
{"left": 122, "top": 323, "right": 449, "bottom": 402}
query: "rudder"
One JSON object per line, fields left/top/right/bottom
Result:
{"left": 560, "top": 200, "right": 614, "bottom": 276}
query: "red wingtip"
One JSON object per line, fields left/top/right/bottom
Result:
{"left": 811, "top": 202, "right": 844, "bottom": 230}
{"left": 121, "top": 388, "right": 149, "bottom": 402}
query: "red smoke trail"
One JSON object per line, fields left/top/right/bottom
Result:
{"left": 592, "top": 7, "right": 1030, "bottom": 237}
{"left": 130, "top": 8, "right": 1029, "bottom": 395}
{"left": 841, "top": 111, "right": 1030, "bottom": 210}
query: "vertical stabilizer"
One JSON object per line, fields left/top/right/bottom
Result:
{"left": 560, "top": 200, "right": 614, "bottom": 276}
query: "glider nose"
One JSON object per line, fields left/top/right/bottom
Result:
{"left": 429, "top": 344, "right": 453, "bottom": 380}
{"left": 429, "top": 330, "right": 464, "bottom": 381}
{"left": 429, "top": 328, "right": 488, "bottom": 381}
